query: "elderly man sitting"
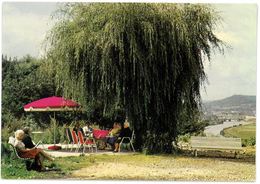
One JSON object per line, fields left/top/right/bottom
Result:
{"left": 113, "top": 121, "right": 132, "bottom": 152}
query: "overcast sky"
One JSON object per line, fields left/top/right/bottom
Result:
{"left": 1, "top": 2, "right": 257, "bottom": 101}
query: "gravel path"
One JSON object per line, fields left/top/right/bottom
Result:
{"left": 70, "top": 156, "right": 255, "bottom": 181}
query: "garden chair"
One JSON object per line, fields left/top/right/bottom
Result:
{"left": 71, "top": 130, "right": 80, "bottom": 152}
{"left": 78, "top": 131, "right": 97, "bottom": 153}
{"left": 65, "top": 128, "right": 73, "bottom": 150}
{"left": 119, "top": 130, "right": 135, "bottom": 152}
{"left": 8, "top": 137, "right": 35, "bottom": 171}
{"left": 8, "top": 137, "right": 33, "bottom": 161}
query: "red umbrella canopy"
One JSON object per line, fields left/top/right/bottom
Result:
{"left": 24, "top": 96, "right": 80, "bottom": 112}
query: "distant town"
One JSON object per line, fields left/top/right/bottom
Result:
{"left": 202, "top": 95, "right": 256, "bottom": 125}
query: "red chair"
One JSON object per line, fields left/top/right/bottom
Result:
{"left": 78, "top": 131, "right": 97, "bottom": 153}
{"left": 71, "top": 130, "right": 80, "bottom": 152}
{"left": 65, "top": 128, "right": 73, "bottom": 150}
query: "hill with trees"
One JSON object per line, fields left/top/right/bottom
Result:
{"left": 203, "top": 95, "right": 256, "bottom": 116}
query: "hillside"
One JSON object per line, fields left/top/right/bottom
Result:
{"left": 203, "top": 95, "right": 256, "bottom": 116}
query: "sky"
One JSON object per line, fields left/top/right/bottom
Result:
{"left": 1, "top": 2, "right": 258, "bottom": 101}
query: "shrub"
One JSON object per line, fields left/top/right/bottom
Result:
{"left": 242, "top": 137, "right": 256, "bottom": 147}
{"left": 1, "top": 142, "right": 13, "bottom": 159}
{"left": 248, "top": 137, "right": 256, "bottom": 146}
{"left": 178, "top": 134, "right": 191, "bottom": 143}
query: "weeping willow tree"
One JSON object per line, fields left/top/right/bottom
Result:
{"left": 46, "top": 3, "right": 223, "bottom": 153}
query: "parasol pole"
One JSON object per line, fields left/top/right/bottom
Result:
{"left": 54, "top": 112, "right": 56, "bottom": 145}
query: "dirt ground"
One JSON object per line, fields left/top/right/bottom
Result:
{"left": 70, "top": 154, "right": 255, "bottom": 181}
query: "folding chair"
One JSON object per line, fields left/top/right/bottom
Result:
{"left": 65, "top": 128, "right": 73, "bottom": 150}
{"left": 71, "top": 130, "right": 80, "bottom": 152}
{"left": 78, "top": 131, "right": 97, "bottom": 153}
{"left": 119, "top": 130, "right": 135, "bottom": 152}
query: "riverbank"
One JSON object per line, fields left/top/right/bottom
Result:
{"left": 204, "top": 116, "right": 256, "bottom": 137}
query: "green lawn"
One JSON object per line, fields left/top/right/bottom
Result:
{"left": 223, "top": 123, "right": 256, "bottom": 140}
{"left": 223, "top": 123, "right": 256, "bottom": 147}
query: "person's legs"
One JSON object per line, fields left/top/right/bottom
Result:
{"left": 39, "top": 150, "right": 54, "bottom": 161}
{"left": 114, "top": 140, "right": 120, "bottom": 152}
{"left": 114, "top": 143, "right": 119, "bottom": 152}
{"left": 107, "top": 137, "right": 117, "bottom": 150}
{"left": 34, "top": 154, "right": 44, "bottom": 171}
{"left": 114, "top": 138, "right": 121, "bottom": 152}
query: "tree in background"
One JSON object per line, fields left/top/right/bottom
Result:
{"left": 1, "top": 55, "right": 56, "bottom": 127}
{"left": 46, "top": 3, "right": 223, "bottom": 153}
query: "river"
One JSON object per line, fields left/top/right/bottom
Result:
{"left": 204, "top": 120, "right": 252, "bottom": 137}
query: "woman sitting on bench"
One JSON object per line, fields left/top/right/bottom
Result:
{"left": 14, "top": 130, "right": 54, "bottom": 171}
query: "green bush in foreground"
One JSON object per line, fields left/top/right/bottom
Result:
{"left": 242, "top": 137, "right": 256, "bottom": 147}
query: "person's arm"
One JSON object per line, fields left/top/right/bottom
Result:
{"left": 118, "top": 129, "right": 125, "bottom": 139}
{"left": 15, "top": 142, "right": 29, "bottom": 152}
{"left": 19, "top": 148, "right": 36, "bottom": 152}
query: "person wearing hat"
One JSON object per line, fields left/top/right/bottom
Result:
{"left": 22, "top": 127, "right": 35, "bottom": 149}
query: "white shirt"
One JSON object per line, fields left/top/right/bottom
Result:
{"left": 14, "top": 139, "right": 25, "bottom": 150}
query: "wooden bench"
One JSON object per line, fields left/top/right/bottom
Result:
{"left": 190, "top": 136, "right": 242, "bottom": 158}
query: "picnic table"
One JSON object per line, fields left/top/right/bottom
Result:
{"left": 93, "top": 129, "right": 109, "bottom": 149}
{"left": 93, "top": 129, "right": 109, "bottom": 139}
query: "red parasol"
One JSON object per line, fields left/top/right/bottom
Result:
{"left": 24, "top": 96, "right": 80, "bottom": 112}
{"left": 24, "top": 96, "right": 80, "bottom": 150}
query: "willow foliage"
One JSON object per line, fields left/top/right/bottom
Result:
{"left": 46, "top": 3, "right": 223, "bottom": 153}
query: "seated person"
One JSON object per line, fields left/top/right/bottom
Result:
{"left": 14, "top": 130, "right": 54, "bottom": 171}
{"left": 22, "top": 127, "right": 35, "bottom": 149}
{"left": 114, "top": 121, "right": 132, "bottom": 152}
{"left": 73, "top": 122, "right": 84, "bottom": 135}
{"left": 106, "top": 122, "right": 121, "bottom": 149}
{"left": 83, "top": 123, "right": 93, "bottom": 137}
{"left": 108, "top": 122, "right": 121, "bottom": 137}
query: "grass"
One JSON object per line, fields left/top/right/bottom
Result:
{"left": 223, "top": 123, "right": 256, "bottom": 147}
{"left": 223, "top": 123, "right": 256, "bottom": 140}
{"left": 1, "top": 156, "right": 60, "bottom": 179}
{"left": 1, "top": 153, "right": 255, "bottom": 181}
